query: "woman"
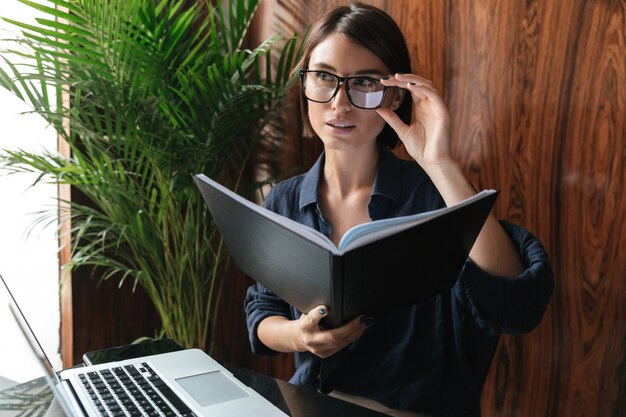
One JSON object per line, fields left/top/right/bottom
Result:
{"left": 245, "top": 3, "right": 553, "bottom": 416}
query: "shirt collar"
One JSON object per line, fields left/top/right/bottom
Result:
{"left": 298, "top": 145, "right": 403, "bottom": 211}
{"left": 371, "top": 145, "right": 403, "bottom": 204}
{"left": 298, "top": 153, "right": 324, "bottom": 210}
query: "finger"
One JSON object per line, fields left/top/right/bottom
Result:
{"left": 304, "top": 305, "right": 329, "bottom": 328}
{"left": 377, "top": 107, "right": 409, "bottom": 137}
{"left": 308, "top": 315, "right": 375, "bottom": 358}
{"left": 348, "top": 314, "right": 374, "bottom": 336}
{"left": 380, "top": 73, "right": 434, "bottom": 89}
{"left": 381, "top": 78, "right": 440, "bottom": 105}
{"left": 406, "top": 82, "right": 439, "bottom": 97}
{"left": 327, "top": 315, "right": 373, "bottom": 345}
{"left": 395, "top": 73, "right": 434, "bottom": 87}
{"left": 404, "top": 83, "right": 447, "bottom": 112}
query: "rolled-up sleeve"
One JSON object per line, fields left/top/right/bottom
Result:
{"left": 244, "top": 282, "right": 293, "bottom": 355}
{"left": 454, "top": 221, "right": 554, "bottom": 334}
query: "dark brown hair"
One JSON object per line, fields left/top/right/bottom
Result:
{"left": 296, "top": 2, "right": 412, "bottom": 148}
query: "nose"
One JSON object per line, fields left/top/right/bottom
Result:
{"left": 331, "top": 82, "right": 352, "bottom": 112}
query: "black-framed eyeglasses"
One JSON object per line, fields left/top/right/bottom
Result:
{"left": 299, "top": 70, "right": 389, "bottom": 110}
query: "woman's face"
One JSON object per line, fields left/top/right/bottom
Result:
{"left": 306, "top": 33, "right": 399, "bottom": 152}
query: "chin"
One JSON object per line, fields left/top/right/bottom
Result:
{"left": 319, "top": 136, "right": 377, "bottom": 152}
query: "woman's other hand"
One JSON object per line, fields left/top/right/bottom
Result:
{"left": 293, "top": 306, "right": 372, "bottom": 358}
{"left": 257, "top": 305, "right": 372, "bottom": 358}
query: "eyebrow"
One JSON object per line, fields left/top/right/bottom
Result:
{"left": 308, "top": 62, "right": 387, "bottom": 76}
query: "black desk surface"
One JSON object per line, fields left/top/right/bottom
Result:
{"left": 0, "top": 362, "right": 386, "bottom": 417}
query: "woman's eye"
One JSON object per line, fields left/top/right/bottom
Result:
{"left": 314, "top": 71, "right": 332, "bottom": 81}
{"left": 352, "top": 78, "right": 378, "bottom": 89}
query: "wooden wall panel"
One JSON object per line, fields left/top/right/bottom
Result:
{"left": 447, "top": 1, "right": 547, "bottom": 415}
{"left": 554, "top": 1, "right": 626, "bottom": 415}
{"left": 444, "top": 1, "right": 574, "bottom": 415}
{"left": 387, "top": 0, "right": 446, "bottom": 90}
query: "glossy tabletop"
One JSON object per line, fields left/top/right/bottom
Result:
{"left": 0, "top": 363, "right": 386, "bottom": 417}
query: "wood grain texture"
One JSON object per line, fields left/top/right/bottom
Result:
{"left": 444, "top": 1, "right": 569, "bottom": 415}
{"left": 552, "top": 1, "right": 626, "bottom": 416}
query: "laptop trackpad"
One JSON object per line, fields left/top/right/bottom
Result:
{"left": 175, "top": 371, "right": 249, "bottom": 407}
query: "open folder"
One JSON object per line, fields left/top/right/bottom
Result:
{"left": 194, "top": 174, "right": 498, "bottom": 328}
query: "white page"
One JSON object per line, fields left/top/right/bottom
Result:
{"left": 337, "top": 190, "right": 497, "bottom": 252}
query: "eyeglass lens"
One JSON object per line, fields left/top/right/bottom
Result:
{"left": 302, "top": 71, "right": 386, "bottom": 109}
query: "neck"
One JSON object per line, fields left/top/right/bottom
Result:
{"left": 322, "top": 144, "right": 378, "bottom": 197}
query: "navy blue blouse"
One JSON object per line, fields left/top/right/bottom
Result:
{"left": 244, "top": 146, "right": 554, "bottom": 417}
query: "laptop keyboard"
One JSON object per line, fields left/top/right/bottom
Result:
{"left": 77, "top": 362, "right": 196, "bottom": 417}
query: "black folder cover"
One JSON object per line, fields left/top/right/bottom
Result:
{"left": 194, "top": 174, "right": 498, "bottom": 328}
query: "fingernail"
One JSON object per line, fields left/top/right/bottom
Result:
{"left": 319, "top": 307, "right": 326, "bottom": 315}
{"left": 380, "top": 76, "right": 389, "bottom": 80}
{"left": 360, "top": 316, "right": 374, "bottom": 326}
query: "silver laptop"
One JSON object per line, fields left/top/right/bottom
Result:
{"left": 1, "top": 273, "right": 287, "bottom": 417}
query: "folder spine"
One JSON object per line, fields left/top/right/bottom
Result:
{"left": 329, "top": 254, "right": 344, "bottom": 328}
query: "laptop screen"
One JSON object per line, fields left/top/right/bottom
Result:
{"left": 0, "top": 272, "right": 61, "bottom": 384}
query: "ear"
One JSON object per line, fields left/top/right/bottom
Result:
{"left": 388, "top": 87, "right": 405, "bottom": 111}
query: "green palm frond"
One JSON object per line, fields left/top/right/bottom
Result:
{"left": 0, "top": 0, "right": 305, "bottom": 350}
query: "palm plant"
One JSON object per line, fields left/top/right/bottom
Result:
{"left": 0, "top": 0, "right": 303, "bottom": 350}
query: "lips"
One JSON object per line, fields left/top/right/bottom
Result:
{"left": 326, "top": 119, "right": 356, "bottom": 129}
